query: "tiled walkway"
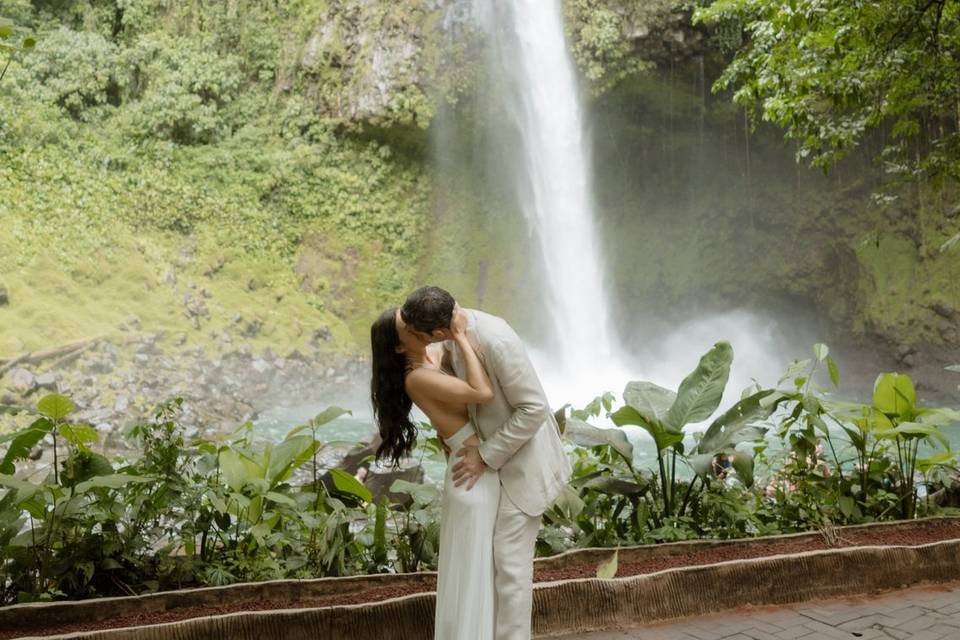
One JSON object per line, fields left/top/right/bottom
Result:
{"left": 548, "top": 582, "right": 960, "bottom": 640}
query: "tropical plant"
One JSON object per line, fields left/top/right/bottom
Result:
{"left": 763, "top": 345, "right": 958, "bottom": 527}
{"left": 555, "top": 342, "right": 785, "bottom": 544}
{"left": 0, "top": 394, "right": 380, "bottom": 603}
{"left": 0, "top": 15, "right": 34, "bottom": 83}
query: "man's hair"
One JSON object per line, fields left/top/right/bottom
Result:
{"left": 401, "top": 286, "right": 455, "bottom": 334}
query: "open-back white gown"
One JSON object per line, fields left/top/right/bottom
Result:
{"left": 434, "top": 421, "right": 500, "bottom": 640}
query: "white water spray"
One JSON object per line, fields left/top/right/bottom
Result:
{"left": 474, "top": 0, "right": 628, "bottom": 404}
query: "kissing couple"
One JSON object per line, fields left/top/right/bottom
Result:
{"left": 370, "top": 286, "right": 572, "bottom": 640}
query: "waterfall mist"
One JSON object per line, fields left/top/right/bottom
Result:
{"left": 467, "top": 0, "right": 631, "bottom": 405}
{"left": 426, "top": 2, "right": 827, "bottom": 416}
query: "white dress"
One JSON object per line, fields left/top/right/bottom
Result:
{"left": 434, "top": 421, "right": 500, "bottom": 640}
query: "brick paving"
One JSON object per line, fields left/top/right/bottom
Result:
{"left": 547, "top": 582, "right": 960, "bottom": 640}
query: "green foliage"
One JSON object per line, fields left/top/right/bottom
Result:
{"left": 564, "top": 0, "right": 656, "bottom": 94}
{"left": 121, "top": 33, "right": 244, "bottom": 144}
{"left": 695, "top": 0, "right": 960, "bottom": 187}
{"left": 0, "top": 14, "right": 35, "bottom": 83}
{"left": 545, "top": 343, "right": 960, "bottom": 553}
{"left": 16, "top": 27, "right": 117, "bottom": 118}
{"left": 551, "top": 341, "right": 783, "bottom": 548}
{"left": 0, "top": 0, "right": 437, "bottom": 353}
{"left": 0, "top": 396, "right": 441, "bottom": 604}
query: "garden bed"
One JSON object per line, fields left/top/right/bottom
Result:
{"left": 3, "top": 517, "right": 959, "bottom": 639}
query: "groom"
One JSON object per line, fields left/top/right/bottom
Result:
{"left": 399, "top": 286, "right": 572, "bottom": 640}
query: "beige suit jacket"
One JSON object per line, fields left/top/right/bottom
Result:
{"left": 444, "top": 309, "right": 572, "bottom": 516}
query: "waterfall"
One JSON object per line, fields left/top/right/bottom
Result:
{"left": 474, "top": 0, "right": 626, "bottom": 402}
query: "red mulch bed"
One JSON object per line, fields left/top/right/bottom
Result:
{"left": 5, "top": 520, "right": 959, "bottom": 639}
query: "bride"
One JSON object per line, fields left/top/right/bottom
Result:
{"left": 370, "top": 306, "right": 499, "bottom": 640}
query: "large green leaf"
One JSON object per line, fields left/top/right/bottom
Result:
{"left": 813, "top": 343, "right": 829, "bottom": 361}
{"left": 696, "top": 389, "right": 780, "bottom": 454}
{"left": 611, "top": 406, "right": 683, "bottom": 452}
{"left": 219, "top": 449, "right": 251, "bottom": 492}
{"left": 916, "top": 450, "right": 956, "bottom": 473}
{"left": 688, "top": 453, "right": 714, "bottom": 479}
{"left": 0, "top": 418, "right": 54, "bottom": 475}
{"left": 74, "top": 474, "right": 153, "bottom": 493}
{"left": 37, "top": 394, "right": 75, "bottom": 421}
{"left": 59, "top": 424, "right": 99, "bottom": 447}
{"left": 0, "top": 475, "right": 42, "bottom": 503}
{"left": 551, "top": 484, "right": 585, "bottom": 519}
{"left": 265, "top": 491, "right": 297, "bottom": 507}
{"left": 563, "top": 417, "right": 634, "bottom": 461}
{"left": 826, "top": 355, "right": 841, "bottom": 387}
{"left": 623, "top": 381, "right": 676, "bottom": 425}
{"left": 596, "top": 549, "right": 618, "bottom": 579}
{"left": 286, "top": 406, "right": 352, "bottom": 438}
{"left": 731, "top": 450, "right": 755, "bottom": 488}
{"left": 872, "top": 373, "right": 916, "bottom": 417}
{"left": 389, "top": 479, "right": 438, "bottom": 506}
{"left": 915, "top": 407, "right": 960, "bottom": 426}
{"left": 665, "top": 342, "right": 733, "bottom": 430}
{"left": 879, "top": 422, "right": 949, "bottom": 448}
{"left": 329, "top": 468, "right": 372, "bottom": 503}
{"left": 266, "top": 434, "right": 316, "bottom": 485}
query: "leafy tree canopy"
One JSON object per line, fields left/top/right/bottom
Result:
{"left": 696, "top": 0, "right": 960, "bottom": 190}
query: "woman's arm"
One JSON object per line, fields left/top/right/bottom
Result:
{"left": 451, "top": 309, "right": 494, "bottom": 401}
{"left": 406, "top": 307, "right": 494, "bottom": 405}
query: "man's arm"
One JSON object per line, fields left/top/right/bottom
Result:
{"left": 476, "top": 329, "right": 549, "bottom": 470}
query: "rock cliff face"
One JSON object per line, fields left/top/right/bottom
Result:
{"left": 280, "top": 0, "right": 471, "bottom": 128}
{"left": 279, "top": 0, "right": 697, "bottom": 127}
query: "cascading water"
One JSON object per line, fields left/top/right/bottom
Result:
{"left": 473, "top": 0, "right": 628, "bottom": 403}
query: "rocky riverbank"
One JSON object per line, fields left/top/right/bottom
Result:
{"left": 0, "top": 328, "right": 369, "bottom": 472}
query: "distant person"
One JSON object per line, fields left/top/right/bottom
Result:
{"left": 370, "top": 286, "right": 571, "bottom": 640}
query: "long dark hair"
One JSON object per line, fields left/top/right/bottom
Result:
{"left": 370, "top": 308, "right": 417, "bottom": 467}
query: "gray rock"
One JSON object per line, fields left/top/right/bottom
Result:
{"left": 311, "top": 327, "right": 333, "bottom": 344}
{"left": 251, "top": 358, "right": 270, "bottom": 374}
{"left": 163, "top": 268, "right": 177, "bottom": 285}
{"left": 242, "top": 320, "right": 262, "bottom": 338}
{"left": 35, "top": 372, "right": 57, "bottom": 392}
{"left": 203, "top": 257, "right": 225, "bottom": 277}
{"left": 902, "top": 353, "right": 918, "bottom": 368}
{"left": 0, "top": 284, "right": 8, "bottom": 306}
{"left": 7, "top": 368, "right": 36, "bottom": 394}
{"left": 931, "top": 301, "right": 956, "bottom": 319}
{"left": 896, "top": 344, "right": 916, "bottom": 359}
{"left": 114, "top": 395, "right": 129, "bottom": 412}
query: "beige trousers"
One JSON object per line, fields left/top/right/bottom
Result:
{"left": 493, "top": 490, "right": 541, "bottom": 640}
